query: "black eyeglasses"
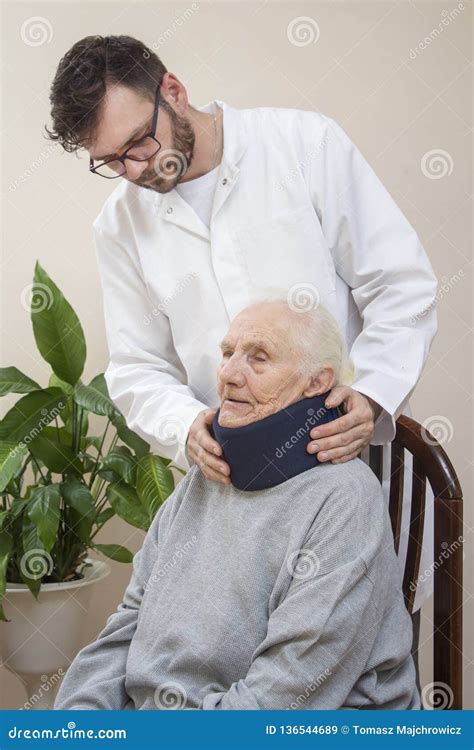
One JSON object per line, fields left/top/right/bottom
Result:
{"left": 89, "top": 83, "right": 162, "bottom": 179}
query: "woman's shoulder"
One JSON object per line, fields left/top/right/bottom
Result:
{"left": 300, "top": 456, "right": 383, "bottom": 497}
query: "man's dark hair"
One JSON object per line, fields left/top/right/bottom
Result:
{"left": 44, "top": 35, "right": 168, "bottom": 153}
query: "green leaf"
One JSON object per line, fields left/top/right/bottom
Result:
{"left": 81, "top": 454, "right": 96, "bottom": 473}
{"left": 96, "top": 507, "right": 115, "bottom": 527}
{"left": 48, "top": 372, "right": 74, "bottom": 396}
{"left": 48, "top": 377, "right": 91, "bottom": 445}
{"left": 0, "top": 528, "right": 13, "bottom": 621}
{"left": 74, "top": 374, "right": 119, "bottom": 419}
{"left": 31, "top": 262, "right": 86, "bottom": 386}
{"left": 21, "top": 518, "right": 50, "bottom": 597}
{"left": 0, "top": 367, "right": 41, "bottom": 396}
{"left": 106, "top": 481, "right": 150, "bottom": 531}
{"left": 9, "top": 497, "right": 29, "bottom": 520}
{"left": 97, "top": 469, "right": 120, "bottom": 483}
{"left": 0, "top": 388, "right": 68, "bottom": 444}
{"left": 93, "top": 543, "right": 133, "bottom": 563}
{"left": 61, "top": 478, "right": 96, "bottom": 543}
{"left": 100, "top": 446, "right": 137, "bottom": 485}
{"left": 27, "top": 484, "right": 61, "bottom": 553}
{"left": 61, "top": 478, "right": 96, "bottom": 520}
{"left": 111, "top": 413, "right": 150, "bottom": 458}
{"left": 28, "top": 426, "right": 82, "bottom": 475}
{"left": 0, "top": 441, "right": 28, "bottom": 492}
{"left": 81, "top": 436, "right": 102, "bottom": 451}
{"left": 137, "top": 454, "right": 175, "bottom": 519}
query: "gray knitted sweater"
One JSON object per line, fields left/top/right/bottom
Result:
{"left": 54, "top": 458, "right": 420, "bottom": 710}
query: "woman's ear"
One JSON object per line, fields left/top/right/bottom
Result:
{"left": 302, "top": 366, "right": 336, "bottom": 398}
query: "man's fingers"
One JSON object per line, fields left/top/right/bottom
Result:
{"left": 307, "top": 425, "right": 366, "bottom": 453}
{"left": 316, "top": 439, "right": 364, "bottom": 462}
{"left": 309, "top": 411, "right": 359, "bottom": 439}
{"left": 197, "top": 426, "right": 223, "bottom": 457}
{"left": 331, "top": 450, "right": 362, "bottom": 464}
{"left": 201, "top": 464, "right": 231, "bottom": 485}
{"left": 196, "top": 446, "right": 230, "bottom": 476}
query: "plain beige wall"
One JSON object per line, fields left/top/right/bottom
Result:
{"left": 1, "top": 0, "right": 472, "bottom": 709}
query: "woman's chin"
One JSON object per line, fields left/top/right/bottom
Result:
{"left": 218, "top": 401, "right": 254, "bottom": 428}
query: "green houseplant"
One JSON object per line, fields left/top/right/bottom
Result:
{"left": 0, "top": 261, "right": 179, "bottom": 623}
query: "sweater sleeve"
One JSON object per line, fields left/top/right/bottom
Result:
{"left": 200, "top": 471, "right": 394, "bottom": 710}
{"left": 53, "top": 497, "right": 172, "bottom": 710}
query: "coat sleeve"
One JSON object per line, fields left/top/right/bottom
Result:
{"left": 93, "top": 224, "right": 208, "bottom": 470}
{"left": 53, "top": 497, "right": 171, "bottom": 710}
{"left": 307, "top": 114, "right": 438, "bottom": 444}
{"left": 200, "top": 471, "right": 408, "bottom": 710}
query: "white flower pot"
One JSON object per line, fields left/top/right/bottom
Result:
{"left": 1, "top": 557, "right": 110, "bottom": 709}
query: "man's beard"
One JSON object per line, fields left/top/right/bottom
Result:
{"left": 135, "top": 104, "right": 195, "bottom": 194}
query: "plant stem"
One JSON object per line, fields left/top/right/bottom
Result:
{"left": 54, "top": 416, "right": 61, "bottom": 444}
{"left": 71, "top": 399, "right": 76, "bottom": 449}
{"left": 76, "top": 406, "right": 84, "bottom": 454}
{"left": 29, "top": 453, "right": 48, "bottom": 484}
{"left": 88, "top": 419, "right": 111, "bottom": 489}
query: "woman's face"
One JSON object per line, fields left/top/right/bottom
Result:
{"left": 216, "top": 302, "right": 335, "bottom": 428}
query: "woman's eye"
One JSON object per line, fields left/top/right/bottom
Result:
{"left": 254, "top": 356, "right": 266, "bottom": 363}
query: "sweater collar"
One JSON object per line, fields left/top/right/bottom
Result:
{"left": 211, "top": 393, "right": 339, "bottom": 492}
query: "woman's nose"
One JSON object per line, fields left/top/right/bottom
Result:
{"left": 221, "top": 356, "right": 246, "bottom": 386}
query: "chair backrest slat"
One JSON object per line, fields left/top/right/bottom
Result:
{"left": 368, "top": 444, "right": 383, "bottom": 483}
{"left": 388, "top": 441, "right": 404, "bottom": 554}
{"left": 368, "top": 415, "right": 463, "bottom": 709}
{"left": 402, "top": 455, "right": 426, "bottom": 613}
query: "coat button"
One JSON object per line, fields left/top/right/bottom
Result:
{"left": 222, "top": 178, "right": 228, "bottom": 185}
{"left": 166, "top": 206, "right": 173, "bottom": 214}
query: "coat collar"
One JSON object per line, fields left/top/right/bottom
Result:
{"left": 138, "top": 99, "right": 248, "bottom": 229}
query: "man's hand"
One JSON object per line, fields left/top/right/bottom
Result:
{"left": 186, "top": 408, "right": 231, "bottom": 485}
{"left": 307, "top": 386, "right": 382, "bottom": 465}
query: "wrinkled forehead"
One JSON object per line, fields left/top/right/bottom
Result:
{"left": 223, "top": 303, "right": 294, "bottom": 349}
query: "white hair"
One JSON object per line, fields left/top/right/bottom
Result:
{"left": 245, "top": 287, "right": 355, "bottom": 386}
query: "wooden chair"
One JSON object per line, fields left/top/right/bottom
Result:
{"left": 368, "top": 415, "right": 463, "bottom": 709}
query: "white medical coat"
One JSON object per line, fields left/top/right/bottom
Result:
{"left": 93, "top": 100, "right": 438, "bottom": 610}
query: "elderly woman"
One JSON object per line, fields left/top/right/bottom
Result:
{"left": 54, "top": 297, "right": 420, "bottom": 711}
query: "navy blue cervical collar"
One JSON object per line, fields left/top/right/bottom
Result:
{"left": 210, "top": 393, "right": 340, "bottom": 491}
